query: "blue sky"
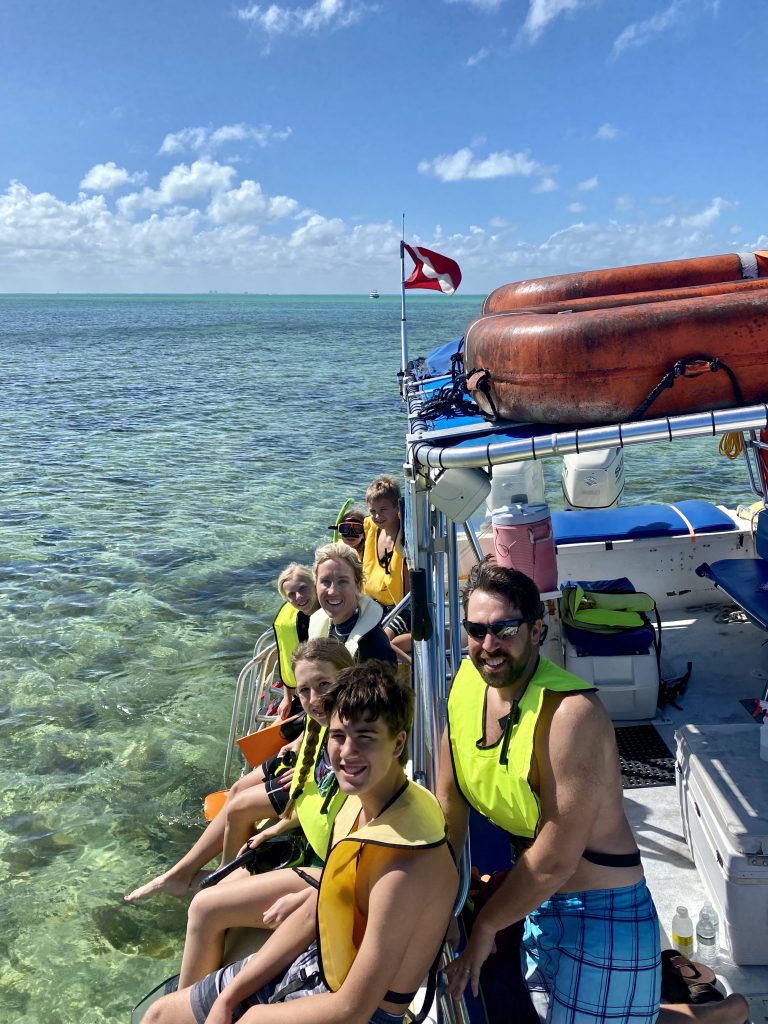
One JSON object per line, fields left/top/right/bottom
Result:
{"left": 2, "top": 0, "right": 766, "bottom": 293}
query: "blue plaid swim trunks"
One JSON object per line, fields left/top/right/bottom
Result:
{"left": 523, "top": 880, "right": 661, "bottom": 1024}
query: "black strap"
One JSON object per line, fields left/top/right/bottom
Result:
{"left": 582, "top": 847, "right": 642, "bottom": 867}
{"left": 629, "top": 355, "right": 746, "bottom": 421}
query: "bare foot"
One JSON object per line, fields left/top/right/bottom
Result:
{"left": 659, "top": 993, "right": 751, "bottom": 1024}
{"left": 124, "top": 868, "right": 208, "bottom": 903}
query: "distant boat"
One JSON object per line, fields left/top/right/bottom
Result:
{"left": 369, "top": 288, "right": 380, "bottom": 299}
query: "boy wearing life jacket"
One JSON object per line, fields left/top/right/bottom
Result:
{"left": 362, "top": 474, "right": 411, "bottom": 659}
{"left": 144, "top": 661, "right": 458, "bottom": 1024}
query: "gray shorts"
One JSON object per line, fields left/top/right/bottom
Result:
{"left": 190, "top": 941, "right": 406, "bottom": 1024}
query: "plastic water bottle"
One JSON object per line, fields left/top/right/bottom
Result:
{"left": 671, "top": 905, "right": 694, "bottom": 957}
{"left": 696, "top": 902, "right": 719, "bottom": 965}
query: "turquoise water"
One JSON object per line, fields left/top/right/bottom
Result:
{"left": 0, "top": 293, "right": 751, "bottom": 1023}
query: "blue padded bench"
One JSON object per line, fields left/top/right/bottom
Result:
{"left": 552, "top": 500, "right": 737, "bottom": 547}
{"left": 696, "top": 509, "right": 768, "bottom": 630}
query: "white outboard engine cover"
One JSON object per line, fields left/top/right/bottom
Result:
{"left": 562, "top": 448, "right": 625, "bottom": 510}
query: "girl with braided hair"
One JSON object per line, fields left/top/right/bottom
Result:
{"left": 176, "top": 638, "right": 353, "bottom": 988}
{"left": 124, "top": 637, "right": 350, "bottom": 905}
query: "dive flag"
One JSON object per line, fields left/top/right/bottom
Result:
{"left": 402, "top": 243, "right": 462, "bottom": 295}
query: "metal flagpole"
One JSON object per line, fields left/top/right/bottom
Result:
{"left": 399, "top": 215, "right": 409, "bottom": 372}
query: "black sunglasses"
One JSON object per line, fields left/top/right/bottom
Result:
{"left": 463, "top": 618, "right": 529, "bottom": 641}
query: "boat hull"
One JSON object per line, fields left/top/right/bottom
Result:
{"left": 465, "top": 289, "right": 768, "bottom": 424}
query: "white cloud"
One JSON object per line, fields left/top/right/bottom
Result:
{"left": 594, "top": 123, "right": 619, "bottom": 141}
{"left": 236, "top": 0, "right": 370, "bottom": 36}
{"left": 465, "top": 47, "right": 490, "bottom": 67}
{"left": 80, "top": 162, "right": 147, "bottom": 193}
{"left": 532, "top": 177, "right": 558, "bottom": 194}
{"left": 159, "top": 123, "right": 291, "bottom": 156}
{"left": 207, "top": 180, "right": 300, "bottom": 224}
{"left": 444, "top": 0, "right": 503, "bottom": 8}
{"left": 612, "top": 0, "right": 686, "bottom": 58}
{"left": 0, "top": 158, "right": 745, "bottom": 294}
{"left": 289, "top": 213, "right": 347, "bottom": 248}
{"left": 569, "top": 202, "right": 585, "bottom": 213}
{"left": 418, "top": 146, "right": 544, "bottom": 182}
{"left": 118, "top": 160, "right": 238, "bottom": 216}
{"left": 576, "top": 176, "right": 598, "bottom": 192}
{"left": 677, "top": 196, "right": 735, "bottom": 230}
{"left": 520, "top": 0, "right": 597, "bottom": 44}
{"left": 615, "top": 195, "right": 634, "bottom": 212}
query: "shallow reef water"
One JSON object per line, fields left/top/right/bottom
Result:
{"left": 0, "top": 292, "right": 750, "bottom": 1022}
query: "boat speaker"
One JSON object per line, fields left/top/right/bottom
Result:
{"left": 429, "top": 467, "right": 491, "bottom": 523}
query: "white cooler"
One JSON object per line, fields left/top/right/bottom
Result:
{"left": 676, "top": 723, "right": 768, "bottom": 965}
{"left": 564, "top": 642, "right": 659, "bottom": 721}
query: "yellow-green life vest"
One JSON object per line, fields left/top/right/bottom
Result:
{"left": 294, "top": 723, "right": 347, "bottom": 862}
{"left": 317, "top": 780, "right": 449, "bottom": 992}
{"left": 273, "top": 602, "right": 300, "bottom": 688}
{"left": 447, "top": 657, "right": 594, "bottom": 839}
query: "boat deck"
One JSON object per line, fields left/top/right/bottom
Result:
{"left": 620, "top": 605, "right": 768, "bottom": 1015}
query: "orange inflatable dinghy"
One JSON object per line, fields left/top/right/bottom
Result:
{"left": 465, "top": 279, "right": 768, "bottom": 425}
{"left": 483, "top": 251, "right": 768, "bottom": 313}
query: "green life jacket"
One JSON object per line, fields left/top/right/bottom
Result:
{"left": 294, "top": 724, "right": 346, "bottom": 862}
{"left": 560, "top": 583, "right": 656, "bottom": 633}
{"left": 273, "top": 602, "right": 300, "bottom": 688}
{"left": 447, "top": 657, "right": 594, "bottom": 839}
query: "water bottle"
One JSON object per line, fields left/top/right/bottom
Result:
{"left": 671, "top": 905, "right": 694, "bottom": 957}
{"left": 696, "top": 902, "right": 719, "bottom": 965}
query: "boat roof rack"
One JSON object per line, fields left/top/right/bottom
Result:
{"left": 403, "top": 366, "right": 768, "bottom": 472}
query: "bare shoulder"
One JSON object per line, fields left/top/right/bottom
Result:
{"left": 537, "top": 689, "right": 616, "bottom": 773}
{"left": 366, "top": 842, "right": 457, "bottom": 905}
{"left": 541, "top": 687, "right": 612, "bottom": 735}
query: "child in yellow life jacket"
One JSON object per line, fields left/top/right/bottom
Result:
{"left": 176, "top": 639, "right": 354, "bottom": 988}
{"left": 362, "top": 474, "right": 411, "bottom": 661}
{"left": 273, "top": 563, "right": 318, "bottom": 719}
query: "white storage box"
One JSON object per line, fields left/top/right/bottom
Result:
{"left": 676, "top": 723, "right": 768, "bottom": 965}
{"left": 564, "top": 640, "right": 659, "bottom": 721}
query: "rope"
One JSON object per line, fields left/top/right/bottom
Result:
{"left": 719, "top": 431, "right": 745, "bottom": 459}
{"left": 418, "top": 341, "right": 499, "bottom": 423}
{"left": 629, "top": 355, "right": 747, "bottom": 421}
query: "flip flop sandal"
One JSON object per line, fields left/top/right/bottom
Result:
{"left": 662, "top": 950, "right": 717, "bottom": 986}
{"left": 661, "top": 950, "right": 721, "bottom": 1004}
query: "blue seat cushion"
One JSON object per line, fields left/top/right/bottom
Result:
{"left": 553, "top": 500, "right": 736, "bottom": 546}
{"left": 696, "top": 558, "right": 768, "bottom": 630}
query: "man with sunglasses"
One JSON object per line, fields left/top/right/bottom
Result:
{"left": 437, "top": 558, "right": 660, "bottom": 1024}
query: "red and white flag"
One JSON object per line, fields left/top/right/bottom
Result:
{"left": 402, "top": 243, "right": 462, "bottom": 295}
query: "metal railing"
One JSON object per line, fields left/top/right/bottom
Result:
{"left": 221, "top": 629, "right": 282, "bottom": 786}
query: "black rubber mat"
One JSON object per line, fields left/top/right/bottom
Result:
{"left": 615, "top": 724, "right": 676, "bottom": 789}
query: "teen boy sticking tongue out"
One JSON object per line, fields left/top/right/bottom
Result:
{"left": 144, "top": 661, "right": 458, "bottom": 1024}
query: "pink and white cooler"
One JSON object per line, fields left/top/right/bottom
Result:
{"left": 491, "top": 503, "right": 558, "bottom": 593}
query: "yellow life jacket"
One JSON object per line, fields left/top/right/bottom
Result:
{"left": 317, "top": 780, "right": 448, "bottom": 992}
{"left": 294, "top": 723, "right": 346, "bottom": 862}
{"left": 447, "top": 657, "right": 594, "bottom": 839}
{"left": 273, "top": 602, "right": 300, "bottom": 688}
{"left": 308, "top": 595, "right": 383, "bottom": 660}
{"left": 362, "top": 517, "right": 405, "bottom": 606}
